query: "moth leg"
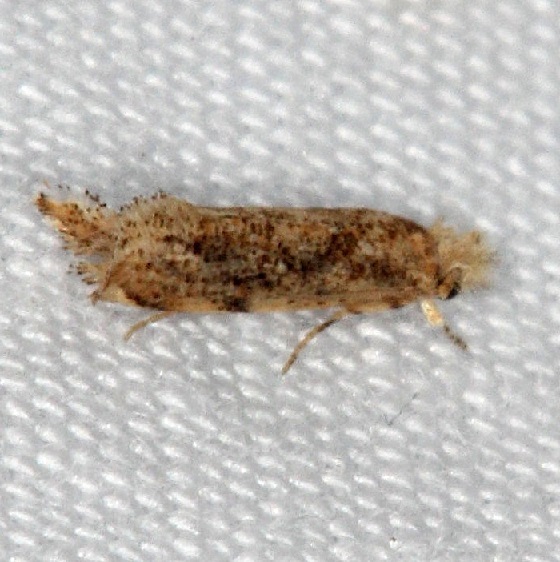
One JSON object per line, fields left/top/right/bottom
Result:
{"left": 421, "top": 299, "right": 467, "bottom": 350}
{"left": 124, "top": 311, "right": 176, "bottom": 341}
{"left": 282, "top": 296, "right": 419, "bottom": 374}
{"left": 283, "top": 308, "right": 356, "bottom": 375}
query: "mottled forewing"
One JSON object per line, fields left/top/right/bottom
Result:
{"left": 102, "top": 199, "right": 440, "bottom": 312}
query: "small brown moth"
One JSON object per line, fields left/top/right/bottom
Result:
{"left": 36, "top": 190, "right": 492, "bottom": 373}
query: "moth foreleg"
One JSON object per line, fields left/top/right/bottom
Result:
{"left": 421, "top": 299, "right": 467, "bottom": 350}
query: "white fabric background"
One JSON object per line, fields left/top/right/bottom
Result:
{"left": 1, "top": 1, "right": 559, "bottom": 560}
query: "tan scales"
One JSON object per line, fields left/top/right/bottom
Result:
{"left": 36, "top": 190, "right": 492, "bottom": 373}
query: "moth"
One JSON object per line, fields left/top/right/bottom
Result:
{"left": 36, "top": 190, "right": 492, "bottom": 373}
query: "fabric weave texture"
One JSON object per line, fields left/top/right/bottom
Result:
{"left": 1, "top": 1, "right": 559, "bottom": 560}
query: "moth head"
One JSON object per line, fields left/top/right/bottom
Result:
{"left": 429, "top": 221, "right": 494, "bottom": 300}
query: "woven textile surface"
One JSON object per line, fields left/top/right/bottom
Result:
{"left": 1, "top": 1, "right": 559, "bottom": 560}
